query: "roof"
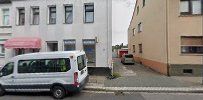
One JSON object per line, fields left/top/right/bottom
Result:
{"left": 10, "top": 51, "right": 85, "bottom": 61}
{"left": 0, "top": 0, "right": 11, "bottom": 4}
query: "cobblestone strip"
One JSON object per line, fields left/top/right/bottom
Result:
{"left": 84, "top": 86, "right": 203, "bottom": 93}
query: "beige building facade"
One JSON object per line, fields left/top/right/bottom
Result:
{"left": 128, "top": 0, "right": 203, "bottom": 76}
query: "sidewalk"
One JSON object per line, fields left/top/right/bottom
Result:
{"left": 85, "top": 58, "right": 203, "bottom": 93}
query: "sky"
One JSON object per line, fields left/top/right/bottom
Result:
{"left": 112, "top": 0, "right": 136, "bottom": 46}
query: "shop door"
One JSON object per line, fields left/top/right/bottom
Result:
{"left": 83, "top": 39, "right": 96, "bottom": 66}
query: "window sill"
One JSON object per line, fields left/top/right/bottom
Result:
{"left": 84, "top": 22, "right": 94, "bottom": 24}
{"left": 179, "top": 14, "right": 203, "bottom": 17}
{"left": 47, "top": 23, "right": 56, "bottom": 25}
{"left": 30, "top": 24, "right": 39, "bottom": 26}
{"left": 180, "top": 54, "right": 203, "bottom": 56}
{"left": 63, "top": 23, "right": 73, "bottom": 24}
{"left": 0, "top": 26, "right": 12, "bottom": 28}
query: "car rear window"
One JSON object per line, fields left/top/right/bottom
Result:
{"left": 77, "top": 55, "right": 86, "bottom": 71}
{"left": 125, "top": 55, "right": 133, "bottom": 58}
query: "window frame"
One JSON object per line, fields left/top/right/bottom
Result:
{"left": 1, "top": 62, "right": 14, "bottom": 76}
{"left": 180, "top": 0, "right": 203, "bottom": 15}
{"left": 143, "top": 0, "right": 146, "bottom": 7}
{"left": 64, "top": 4, "right": 73, "bottom": 24}
{"left": 0, "top": 44, "right": 5, "bottom": 57}
{"left": 48, "top": 6, "right": 56, "bottom": 24}
{"left": 31, "top": 7, "right": 40, "bottom": 25}
{"left": 180, "top": 36, "right": 203, "bottom": 54}
{"left": 18, "top": 8, "right": 25, "bottom": 26}
{"left": 17, "top": 58, "right": 71, "bottom": 74}
{"left": 138, "top": 22, "right": 142, "bottom": 33}
{"left": 2, "top": 9, "right": 10, "bottom": 26}
{"left": 84, "top": 3, "right": 94, "bottom": 23}
{"left": 139, "top": 44, "right": 143, "bottom": 53}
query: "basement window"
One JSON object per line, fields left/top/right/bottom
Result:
{"left": 183, "top": 69, "right": 193, "bottom": 74}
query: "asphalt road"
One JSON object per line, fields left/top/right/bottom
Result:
{"left": 0, "top": 91, "right": 203, "bottom": 100}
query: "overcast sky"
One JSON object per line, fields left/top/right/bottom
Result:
{"left": 112, "top": 0, "right": 136, "bottom": 46}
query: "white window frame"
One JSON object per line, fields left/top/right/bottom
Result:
{"left": 47, "top": 5, "right": 56, "bottom": 24}
{"left": 16, "top": 7, "right": 25, "bottom": 26}
{"left": 84, "top": 3, "right": 94, "bottom": 23}
{"left": 30, "top": 6, "right": 40, "bottom": 25}
{"left": 64, "top": 4, "right": 73, "bottom": 24}
{"left": 2, "top": 9, "right": 10, "bottom": 26}
{"left": 0, "top": 44, "right": 5, "bottom": 57}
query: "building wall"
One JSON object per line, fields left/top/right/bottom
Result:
{"left": 7, "top": 0, "right": 112, "bottom": 68}
{"left": 168, "top": 0, "right": 203, "bottom": 64}
{"left": 167, "top": 0, "right": 203, "bottom": 76}
{"left": 0, "top": 3, "right": 12, "bottom": 66}
{"left": 129, "top": 0, "right": 168, "bottom": 75}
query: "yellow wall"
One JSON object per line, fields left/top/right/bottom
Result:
{"left": 168, "top": 0, "right": 203, "bottom": 64}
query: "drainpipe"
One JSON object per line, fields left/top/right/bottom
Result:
{"left": 166, "top": 0, "right": 170, "bottom": 76}
{"left": 202, "top": 1, "right": 203, "bottom": 84}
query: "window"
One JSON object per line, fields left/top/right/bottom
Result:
{"left": 183, "top": 69, "right": 193, "bottom": 74}
{"left": 18, "top": 8, "right": 25, "bottom": 25}
{"left": 49, "top": 6, "right": 56, "bottom": 24}
{"left": 64, "top": 40, "right": 76, "bottom": 51}
{"left": 1, "top": 62, "right": 14, "bottom": 76}
{"left": 31, "top": 7, "right": 39, "bottom": 25}
{"left": 133, "top": 28, "right": 136, "bottom": 36}
{"left": 138, "top": 22, "right": 142, "bottom": 33}
{"left": 77, "top": 55, "right": 86, "bottom": 71}
{"left": 139, "top": 44, "right": 143, "bottom": 53}
{"left": 125, "top": 54, "right": 133, "bottom": 58}
{"left": 2, "top": 9, "right": 9, "bottom": 26}
{"left": 143, "top": 0, "right": 146, "bottom": 7}
{"left": 181, "top": 36, "right": 203, "bottom": 54}
{"left": 0, "top": 44, "right": 5, "bottom": 57}
{"left": 133, "top": 45, "right": 135, "bottom": 53}
{"left": 65, "top": 5, "right": 73, "bottom": 24}
{"left": 84, "top": 3, "right": 94, "bottom": 23}
{"left": 18, "top": 58, "right": 71, "bottom": 73}
{"left": 47, "top": 41, "right": 58, "bottom": 51}
{"left": 180, "top": 0, "right": 202, "bottom": 15}
{"left": 137, "top": 6, "right": 139, "bottom": 15}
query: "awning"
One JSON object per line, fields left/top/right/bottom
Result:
{"left": 4, "top": 37, "right": 41, "bottom": 49}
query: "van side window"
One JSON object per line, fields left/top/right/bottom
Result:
{"left": 1, "top": 62, "right": 14, "bottom": 76}
{"left": 18, "top": 58, "right": 71, "bottom": 73}
{"left": 77, "top": 55, "right": 86, "bottom": 71}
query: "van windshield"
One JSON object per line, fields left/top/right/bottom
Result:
{"left": 125, "top": 55, "right": 133, "bottom": 58}
{"left": 77, "top": 55, "right": 86, "bottom": 71}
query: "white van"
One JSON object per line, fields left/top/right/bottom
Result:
{"left": 0, "top": 51, "right": 88, "bottom": 99}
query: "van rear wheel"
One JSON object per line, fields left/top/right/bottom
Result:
{"left": 52, "top": 86, "right": 66, "bottom": 99}
{"left": 0, "top": 86, "right": 5, "bottom": 96}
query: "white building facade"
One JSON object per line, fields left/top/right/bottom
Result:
{"left": 0, "top": 0, "right": 12, "bottom": 66}
{"left": 0, "top": 0, "right": 112, "bottom": 68}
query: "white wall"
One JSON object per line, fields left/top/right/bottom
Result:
{"left": 9, "top": 0, "right": 112, "bottom": 67}
{"left": 0, "top": 4, "right": 12, "bottom": 66}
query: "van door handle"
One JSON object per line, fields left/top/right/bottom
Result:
{"left": 11, "top": 76, "right": 15, "bottom": 78}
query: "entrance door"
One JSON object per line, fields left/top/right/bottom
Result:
{"left": 83, "top": 39, "right": 96, "bottom": 66}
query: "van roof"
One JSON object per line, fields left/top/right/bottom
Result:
{"left": 10, "top": 51, "right": 85, "bottom": 61}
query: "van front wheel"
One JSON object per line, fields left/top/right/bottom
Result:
{"left": 52, "top": 86, "right": 66, "bottom": 99}
{"left": 0, "top": 86, "right": 5, "bottom": 96}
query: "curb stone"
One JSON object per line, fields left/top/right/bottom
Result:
{"left": 84, "top": 86, "right": 203, "bottom": 93}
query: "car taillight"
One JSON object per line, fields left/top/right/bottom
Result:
{"left": 73, "top": 72, "right": 79, "bottom": 87}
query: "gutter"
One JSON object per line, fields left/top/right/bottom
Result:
{"left": 166, "top": 0, "right": 170, "bottom": 76}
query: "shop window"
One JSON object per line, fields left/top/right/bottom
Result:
{"left": 64, "top": 40, "right": 76, "bottom": 51}
{"left": 47, "top": 41, "right": 58, "bottom": 52}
